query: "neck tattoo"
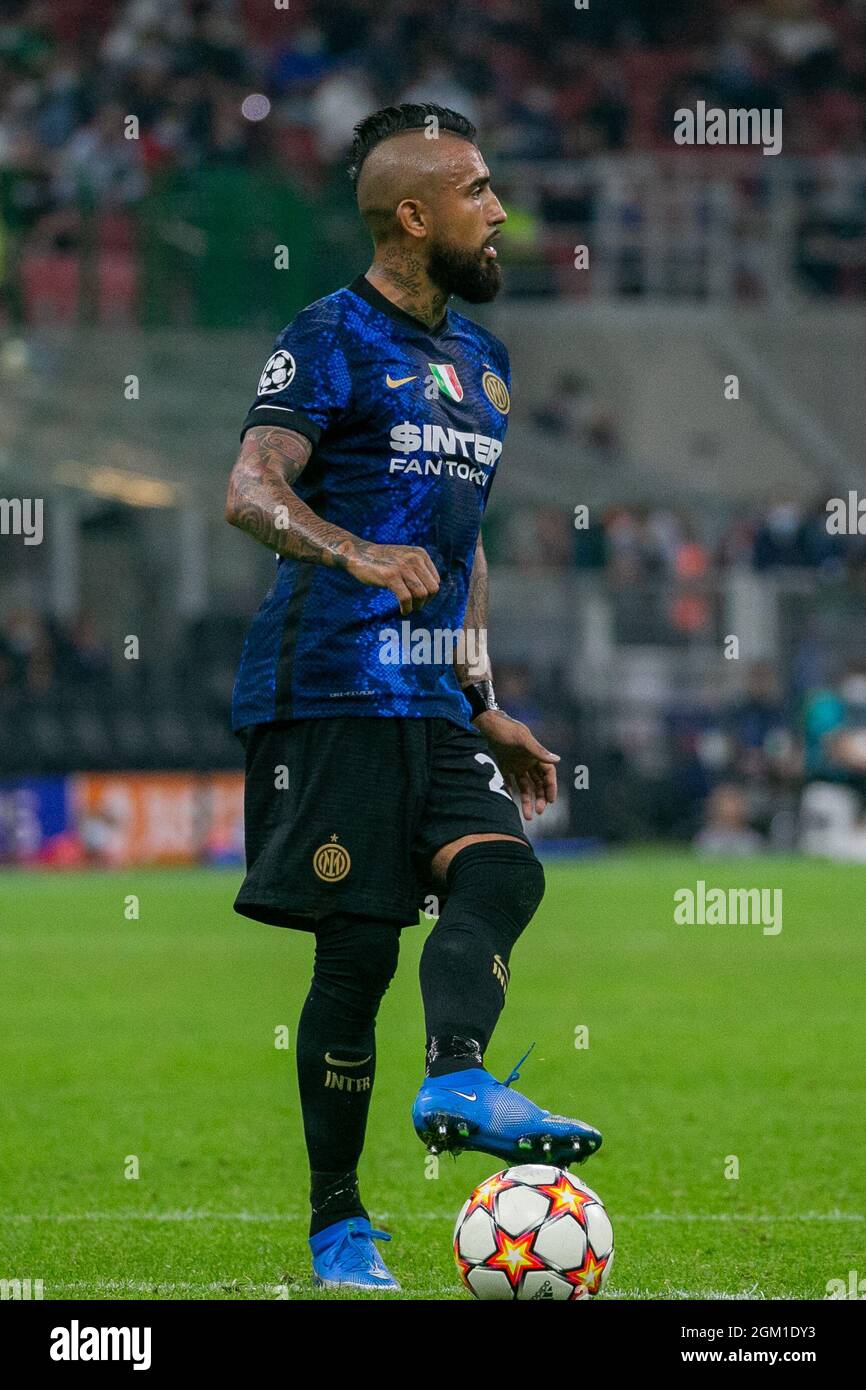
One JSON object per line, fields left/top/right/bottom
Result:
{"left": 371, "top": 249, "right": 448, "bottom": 329}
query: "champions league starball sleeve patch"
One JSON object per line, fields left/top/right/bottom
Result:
{"left": 240, "top": 303, "right": 353, "bottom": 445}
{"left": 257, "top": 350, "right": 296, "bottom": 395}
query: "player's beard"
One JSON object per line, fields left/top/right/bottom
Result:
{"left": 427, "top": 234, "right": 502, "bottom": 303}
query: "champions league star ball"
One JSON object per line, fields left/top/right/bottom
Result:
{"left": 257, "top": 350, "right": 296, "bottom": 395}
{"left": 453, "top": 1165, "right": 613, "bottom": 1300}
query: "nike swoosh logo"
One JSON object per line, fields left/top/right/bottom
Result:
{"left": 448, "top": 1089, "right": 477, "bottom": 1102}
{"left": 386, "top": 374, "right": 418, "bottom": 388}
{"left": 324, "top": 1053, "right": 372, "bottom": 1067}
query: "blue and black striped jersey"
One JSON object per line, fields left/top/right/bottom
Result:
{"left": 231, "top": 274, "right": 511, "bottom": 731}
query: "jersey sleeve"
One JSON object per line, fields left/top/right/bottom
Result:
{"left": 239, "top": 302, "right": 353, "bottom": 447}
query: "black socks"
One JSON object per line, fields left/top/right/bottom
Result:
{"left": 419, "top": 841, "right": 545, "bottom": 1075}
{"left": 297, "top": 1002, "right": 375, "bottom": 1236}
{"left": 297, "top": 916, "right": 400, "bottom": 1237}
{"left": 298, "top": 845, "right": 545, "bottom": 1235}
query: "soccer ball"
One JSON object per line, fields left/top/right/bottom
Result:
{"left": 453, "top": 1164, "right": 613, "bottom": 1300}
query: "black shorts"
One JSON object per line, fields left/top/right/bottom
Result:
{"left": 234, "top": 716, "right": 529, "bottom": 930}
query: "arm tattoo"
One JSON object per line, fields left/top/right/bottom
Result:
{"left": 456, "top": 534, "right": 492, "bottom": 684}
{"left": 225, "top": 425, "right": 371, "bottom": 567}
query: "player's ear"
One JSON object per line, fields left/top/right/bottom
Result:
{"left": 395, "top": 197, "right": 427, "bottom": 239}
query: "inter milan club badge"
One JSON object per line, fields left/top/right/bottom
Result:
{"left": 313, "top": 835, "right": 351, "bottom": 882}
{"left": 482, "top": 369, "right": 510, "bottom": 414}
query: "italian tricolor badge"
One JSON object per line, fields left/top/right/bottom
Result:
{"left": 428, "top": 362, "right": 464, "bottom": 402}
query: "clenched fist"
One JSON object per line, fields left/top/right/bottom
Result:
{"left": 345, "top": 541, "right": 440, "bottom": 615}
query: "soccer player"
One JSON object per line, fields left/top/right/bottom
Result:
{"left": 225, "top": 103, "right": 601, "bottom": 1291}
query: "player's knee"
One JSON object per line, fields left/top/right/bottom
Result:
{"left": 352, "top": 929, "right": 400, "bottom": 1001}
{"left": 444, "top": 839, "right": 545, "bottom": 943}
{"left": 313, "top": 918, "right": 400, "bottom": 1015}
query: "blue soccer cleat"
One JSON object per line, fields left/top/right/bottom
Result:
{"left": 309, "top": 1216, "right": 401, "bottom": 1292}
{"left": 412, "top": 1044, "right": 602, "bottom": 1169}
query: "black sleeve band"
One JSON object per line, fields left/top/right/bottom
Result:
{"left": 239, "top": 404, "right": 323, "bottom": 446}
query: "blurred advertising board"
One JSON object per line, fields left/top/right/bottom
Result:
{"left": 0, "top": 773, "right": 244, "bottom": 867}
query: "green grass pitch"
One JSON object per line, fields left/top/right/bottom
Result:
{"left": 1, "top": 854, "right": 864, "bottom": 1300}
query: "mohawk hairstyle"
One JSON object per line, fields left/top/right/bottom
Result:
{"left": 347, "top": 103, "right": 477, "bottom": 188}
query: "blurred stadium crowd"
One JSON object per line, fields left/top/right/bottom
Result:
{"left": 2, "top": 488, "right": 862, "bottom": 708}
{"left": 3, "top": 0, "right": 866, "bottom": 857}
{"left": 491, "top": 494, "right": 866, "bottom": 586}
{"left": 4, "top": 501, "right": 866, "bottom": 856}
{"left": 2, "top": 0, "right": 866, "bottom": 323}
